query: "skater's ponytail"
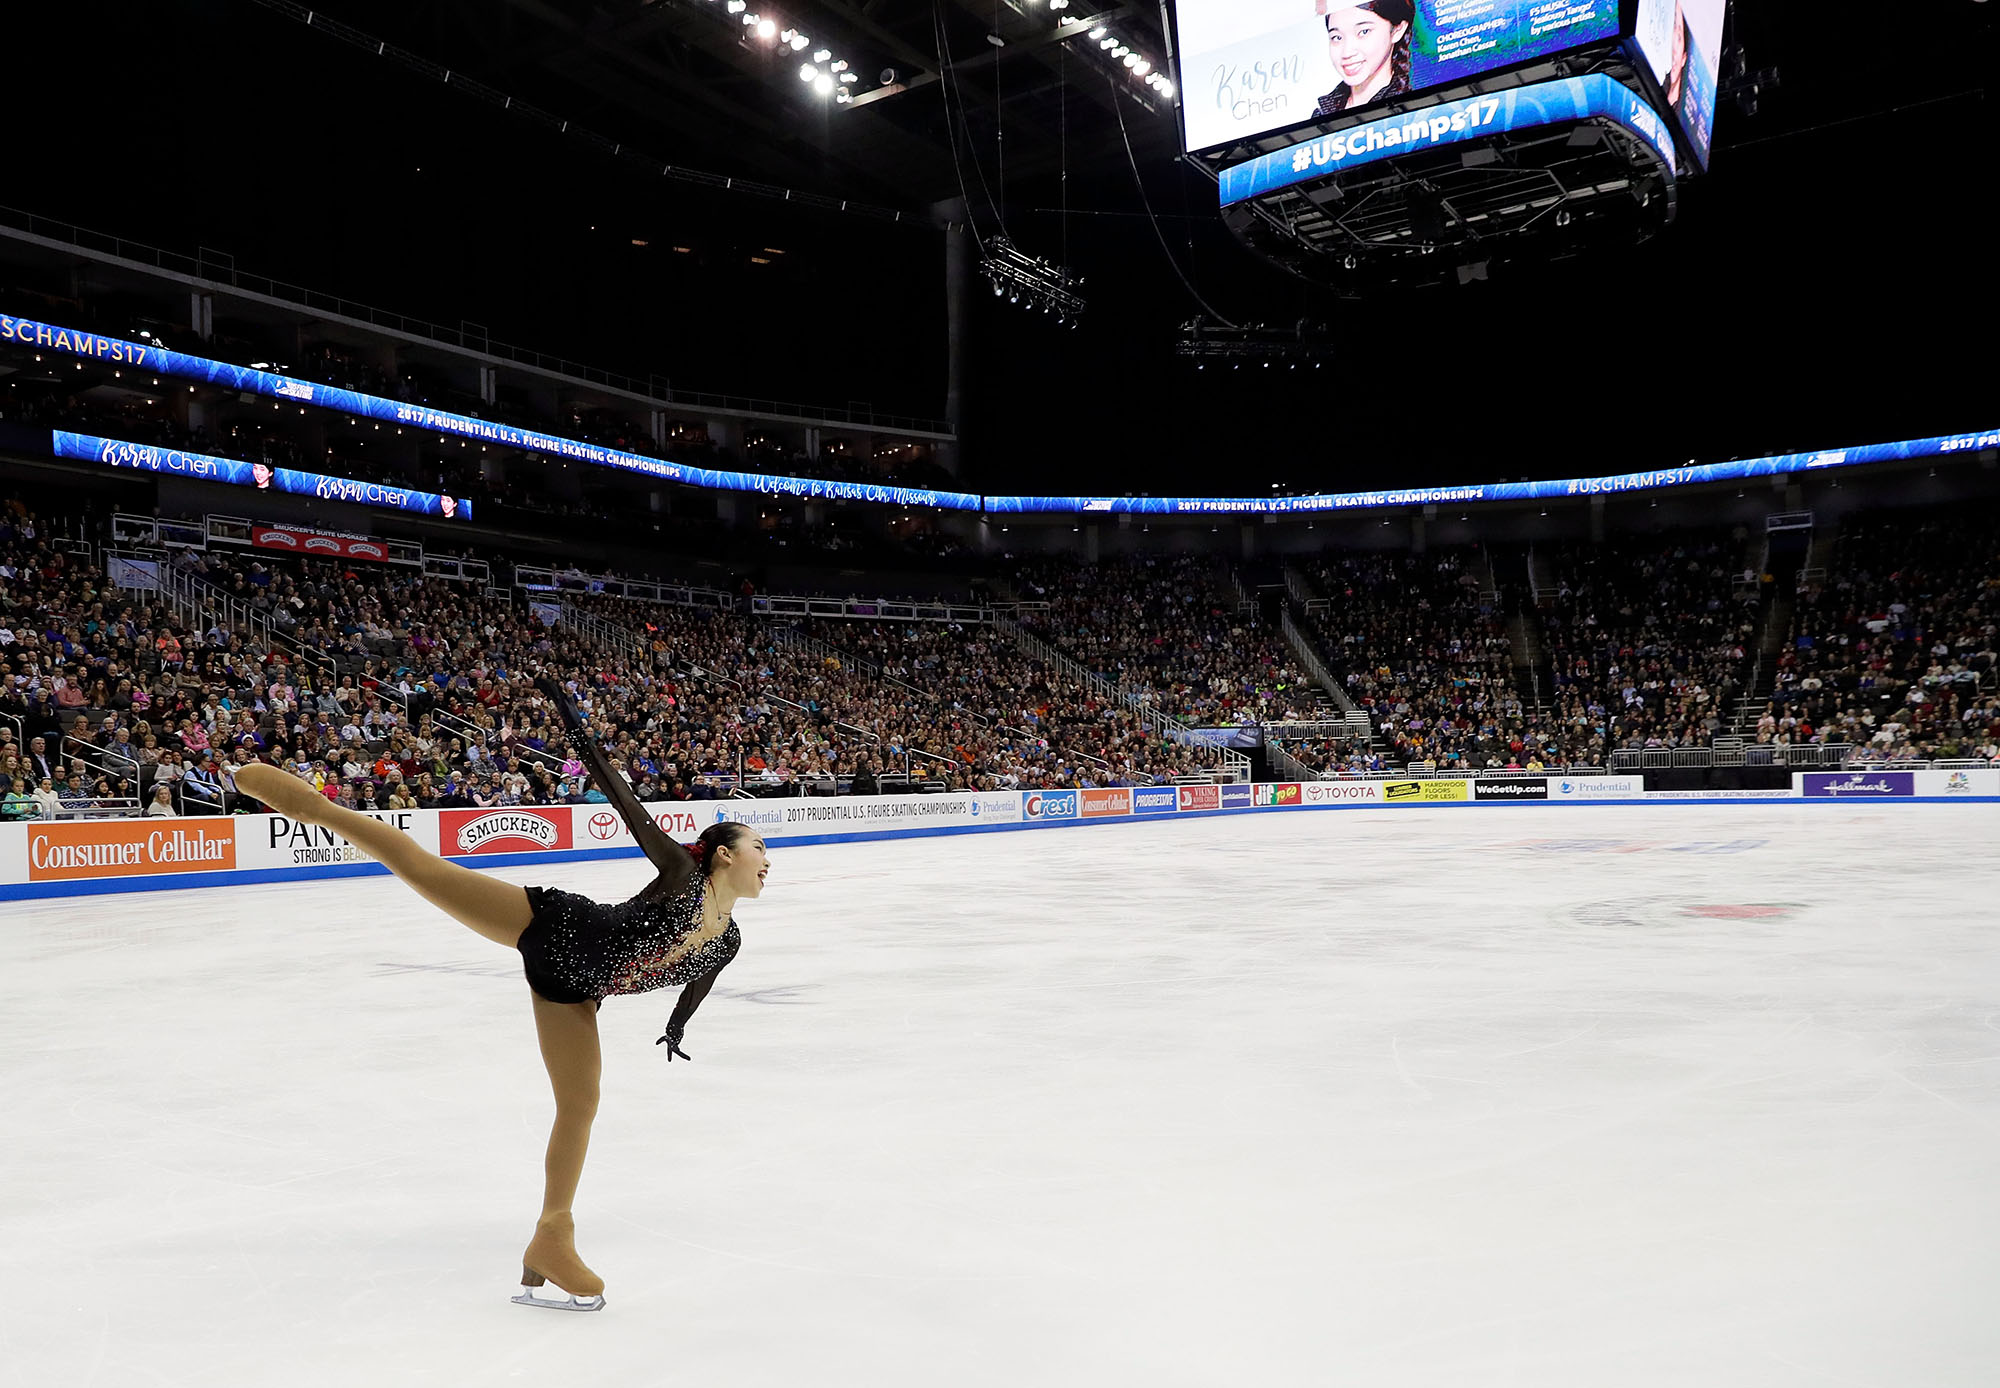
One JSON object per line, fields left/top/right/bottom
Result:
{"left": 684, "top": 821, "right": 751, "bottom": 876}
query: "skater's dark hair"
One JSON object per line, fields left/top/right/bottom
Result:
{"left": 684, "top": 821, "right": 753, "bottom": 876}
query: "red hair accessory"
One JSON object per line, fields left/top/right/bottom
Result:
{"left": 686, "top": 840, "right": 708, "bottom": 863}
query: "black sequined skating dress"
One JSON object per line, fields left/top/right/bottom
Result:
{"left": 518, "top": 878, "right": 740, "bottom": 1009}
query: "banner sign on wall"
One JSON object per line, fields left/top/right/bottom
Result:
{"left": 252, "top": 525, "right": 394, "bottom": 563}
{"left": 1215, "top": 74, "right": 1676, "bottom": 206}
{"left": 1551, "top": 776, "right": 1648, "bottom": 799}
{"left": 1171, "top": 0, "right": 1622, "bottom": 154}
{"left": 1302, "top": 781, "right": 1383, "bottom": 804}
{"left": 1183, "top": 726, "right": 1266, "bottom": 749}
{"left": 105, "top": 556, "right": 161, "bottom": 592}
{"left": 26, "top": 817, "right": 235, "bottom": 882}
{"left": 1800, "top": 772, "right": 1917, "bottom": 799}
{"left": 1474, "top": 779, "right": 1549, "bottom": 801}
{"left": 52, "top": 431, "right": 472, "bottom": 522}
{"left": 438, "top": 808, "right": 574, "bottom": 855}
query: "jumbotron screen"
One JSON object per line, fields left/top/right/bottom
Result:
{"left": 1172, "top": 0, "right": 1623, "bottom": 154}
{"left": 1632, "top": 0, "right": 1726, "bottom": 169}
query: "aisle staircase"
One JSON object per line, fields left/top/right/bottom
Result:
{"left": 1730, "top": 513, "right": 1816, "bottom": 733}
{"left": 989, "top": 615, "right": 1251, "bottom": 782}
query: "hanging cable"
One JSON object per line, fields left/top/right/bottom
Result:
{"left": 1109, "top": 77, "right": 1237, "bottom": 329}
{"left": 993, "top": 0, "right": 1006, "bottom": 230}
{"left": 930, "top": 0, "right": 1007, "bottom": 239}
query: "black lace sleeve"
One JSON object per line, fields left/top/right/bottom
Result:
{"left": 659, "top": 928, "right": 740, "bottom": 1054}
{"left": 535, "top": 675, "right": 691, "bottom": 886}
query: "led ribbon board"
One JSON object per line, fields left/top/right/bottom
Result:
{"left": 1217, "top": 73, "right": 1678, "bottom": 206}
{"left": 10, "top": 319, "right": 1995, "bottom": 521}
{"left": 980, "top": 429, "right": 2000, "bottom": 515}
{"left": 52, "top": 432, "right": 474, "bottom": 520}
{"left": 0, "top": 316, "right": 981, "bottom": 512}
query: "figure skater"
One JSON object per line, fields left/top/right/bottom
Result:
{"left": 235, "top": 676, "right": 769, "bottom": 1312}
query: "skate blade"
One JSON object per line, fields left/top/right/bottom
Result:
{"left": 511, "top": 1288, "right": 606, "bottom": 1312}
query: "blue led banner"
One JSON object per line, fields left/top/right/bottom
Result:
{"left": 12, "top": 316, "right": 1995, "bottom": 523}
{"left": 1217, "top": 73, "right": 1677, "bottom": 206}
{"left": 51, "top": 432, "right": 475, "bottom": 520}
{"left": 0, "top": 316, "right": 982, "bottom": 513}
{"left": 981, "top": 428, "right": 2000, "bottom": 515}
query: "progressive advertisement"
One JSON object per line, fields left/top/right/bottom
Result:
{"left": 1632, "top": 0, "right": 1726, "bottom": 169}
{"left": 1173, "top": 0, "right": 1622, "bottom": 153}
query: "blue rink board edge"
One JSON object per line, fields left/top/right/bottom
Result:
{"left": 1, "top": 795, "right": 1993, "bottom": 901}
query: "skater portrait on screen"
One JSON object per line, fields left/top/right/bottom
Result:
{"left": 1663, "top": 0, "right": 1691, "bottom": 109}
{"left": 1314, "top": 0, "right": 1414, "bottom": 116}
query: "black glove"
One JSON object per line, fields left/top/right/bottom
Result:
{"left": 656, "top": 1024, "right": 691, "bottom": 1061}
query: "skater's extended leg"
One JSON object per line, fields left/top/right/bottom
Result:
{"left": 235, "top": 763, "right": 533, "bottom": 947}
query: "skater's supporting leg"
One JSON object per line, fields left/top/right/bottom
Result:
{"left": 235, "top": 763, "right": 534, "bottom": 948}
{"left": 521, "top": 994, "right": 606, "bottom": 1299}
{"left": 532, "top": 994, "right": 602, "bottom": 1217}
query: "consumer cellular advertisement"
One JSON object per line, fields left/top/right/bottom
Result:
{"left": 1172, "top": 0, "right": 1623, "bottom": 153}
{"left": 1632, "top": 0, "right": 1725, "bottom": 168}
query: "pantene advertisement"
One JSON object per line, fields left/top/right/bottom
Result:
{"left": 1173, "top": 0, "right": 1622, "bottom": 153}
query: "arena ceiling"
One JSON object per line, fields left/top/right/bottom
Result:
{"left": 273, "top": 0, "right": 1186, "bottom": 221}
{"left": 7, "top": 0, "right": 1995, "bottom": 495}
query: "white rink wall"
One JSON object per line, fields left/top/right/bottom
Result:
{"left": 1, "top": 771, "right": 1994, "bottom": 900}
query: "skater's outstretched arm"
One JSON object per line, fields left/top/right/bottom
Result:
{"left": 656, "top": 932, "right": 740, "bottom": 1060}
{"left": 535, "top": 675, "right": 691, "bottom": 889}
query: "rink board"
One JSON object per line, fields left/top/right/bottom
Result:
{"left": 0, "top": 771, "right": 1993, "bottom": 900}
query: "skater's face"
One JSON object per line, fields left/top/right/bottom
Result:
{"left": 714, "top": 835, "right": 771, "bottom": 899}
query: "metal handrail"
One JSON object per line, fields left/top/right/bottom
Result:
{"left": 1281, "top": 565, "right": 1318, "bottom": 607}
{"left": 752, "top": 595, "right": 989, "bottom": 624}
{"left": 991, "top": 614, "right": 1250, "bottom": 782}
{"left": 179, "top": 781, "right": 225, "bottom": 815}
{"left": 522, "top": 566, "right": 735, "bottom": 609}
{"left": 1266, "top": 742, "right": 1318, "bottom": 782}
{"left": 54, "top": 796, "right": 145, "bottom": 820}
{"left": 1279, "top": 607, "right": 1358, "bottom": 714}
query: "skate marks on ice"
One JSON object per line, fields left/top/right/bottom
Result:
{"left": 0, "top": 804, "right": 1996, "bottom": 1387}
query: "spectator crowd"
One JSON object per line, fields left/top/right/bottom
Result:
{"left": 3, "top": 489, "right": 1994, "bottom": 825}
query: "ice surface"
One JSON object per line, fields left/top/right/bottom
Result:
{"left": 2, "top": 803, "right": 1997, "bottom": 1388}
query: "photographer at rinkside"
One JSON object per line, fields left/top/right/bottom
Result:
{"left": 1314, "top": 0, "right": 1413, "bottom": 116}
